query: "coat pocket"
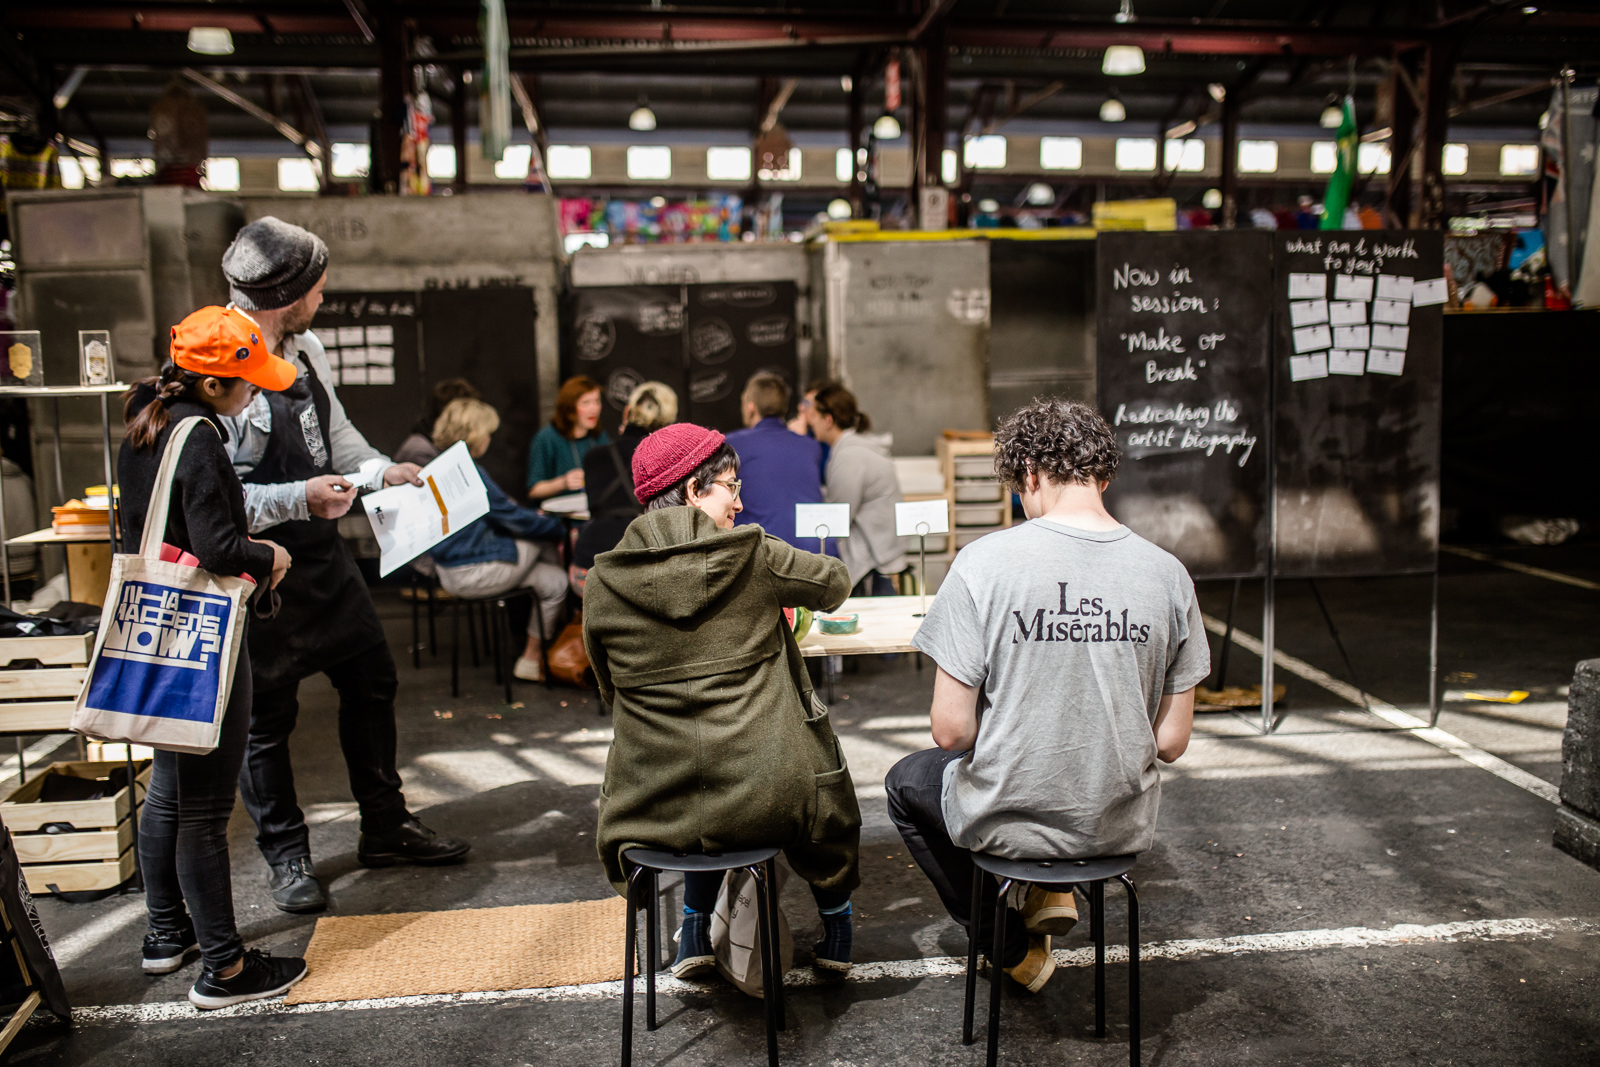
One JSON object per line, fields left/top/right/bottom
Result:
{"left": 810, "top": 739, "right": 862, "bottom": 845}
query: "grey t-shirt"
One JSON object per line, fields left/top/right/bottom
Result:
{"left": 912, "top": 519, "right": 1210, "bottom": 860}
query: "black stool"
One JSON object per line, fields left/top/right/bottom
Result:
{"left": 620, "top": 846, "right": 785, "bottom": 1067}
{"left": 449, "top": 590, "right": 549, "bottom": 703}
{"left": 963, "top": 853, "right": 1140, "bottom": 1067}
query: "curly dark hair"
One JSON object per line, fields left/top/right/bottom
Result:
{"left": 993, "top": 398, "right": 1120, "bottom": 492}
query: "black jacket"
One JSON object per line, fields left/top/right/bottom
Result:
{"left": 118, "top": 389, "right": 276, "bottom": 585}
{"left": 574, "top": 425, "right": 647, "bottom": 570}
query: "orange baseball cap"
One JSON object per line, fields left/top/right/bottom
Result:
{"left": 169, "top": 306, "right": 297, "bottom": 392}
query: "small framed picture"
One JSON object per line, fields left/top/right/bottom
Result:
{"left": 79, "top": 330, "right": 113, "bottom": 386}
{"left": 0, "top": 331, "right": 44, "bottom": 388}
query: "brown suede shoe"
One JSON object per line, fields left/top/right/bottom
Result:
{"left": 1021, "top": 885, "right": 1079, "bottom": 936}
{"left": 1003, "top": 934, "right": 1056, "bottom": 993}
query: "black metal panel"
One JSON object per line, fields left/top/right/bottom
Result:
{"left": 311, "top": 290, "right": 425, "bottom": 461}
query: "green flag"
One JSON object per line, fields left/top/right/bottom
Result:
{"left": 1320, "top": 96, "right": 1357, "bottom": 230}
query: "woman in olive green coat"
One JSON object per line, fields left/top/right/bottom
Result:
{"left": 584, "top": 423, "right": 860, "bottom": 978}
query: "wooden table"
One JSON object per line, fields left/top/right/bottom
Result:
{"left": 6, "top": 529, "right": 112, "bottom": 606}
{"left": 798, "top": 595, "right": 929, "bottom": 657}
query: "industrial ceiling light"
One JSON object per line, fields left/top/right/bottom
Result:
{"left": 1208, "top": 82, "right": 1226, "bottom": 103}
{"left": 1320, "top": 103, "right": 1344, "bottom": 128}
{"left": 873, "top": 112, "right": 902, "bottom": 139}
{"left": 1521, "top": 5, "right": 1538, "bottom": 12}
{"left": 628, "top": 97, "right": 657, "bottom": 132}
{"left": 1102, "top": 45, "right": 1145, "bottom": 76}
{"left": 840, "top": 75, "right": 853, "bottom": 93}
{"left": 186, "top": 27, "right": 235, "bottom": 55}
{"left": 1025, "top": 182, "right": 1054, "bottom": 206}
{"left": 1114, "top": 0, "right": 1137, "bottom": 24}
{"left": 1099, "top": 96, "right": 1127, "bottom": 123}
{"left": 826, "top": 198, "right": 853, "bottom": 219}
{"left": 1202, "top": 188, "right": 1223, "bottom": 209}
{"left": 977, "top": 198, "right": 1000, "bottom": 213}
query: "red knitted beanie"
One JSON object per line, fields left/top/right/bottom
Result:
{"left": 631, "top": 423, "right": 726, "bottom": 503}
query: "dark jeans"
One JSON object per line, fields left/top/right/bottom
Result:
{"left": 682, "top": 871, "right": 851, "bottom": 915}
{"left": 238, "top": 639, "right": 409, "bottom": 866}
{"left": 141, "top": 645, "right": 253, "bottom": 972}
{"left": 886, "top": 748, "right": 1028, "bottom": 968}
{"left": 852, "top": 570, "right": 898, "bottom": 598}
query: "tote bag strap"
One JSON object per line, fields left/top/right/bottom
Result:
{"left": 138, "top": 416, "right": 214, "bottom": 561}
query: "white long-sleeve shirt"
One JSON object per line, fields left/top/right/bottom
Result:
{"left": 221, "top": 328, "right": 391, "bottom": 534}
{"left": 824, "top": 428, "right": 908, "bottom": 586}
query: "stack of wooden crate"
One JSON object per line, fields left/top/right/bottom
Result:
{"left": 938, "top": 432, "right": 1015, "bottom": 551}
{"left": 0, "top": 632, "right": 92, "bottom": 735}
{"left": 2, "top": 761, "right": 148, "bottom": 894}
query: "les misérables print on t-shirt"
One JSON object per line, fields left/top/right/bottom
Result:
{"left": 1011, "top": 582, "right": 1153, "bottom": 646}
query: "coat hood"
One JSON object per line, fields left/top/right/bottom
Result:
{"left": 594, "top": 506, "right": 764, "bottom": 621}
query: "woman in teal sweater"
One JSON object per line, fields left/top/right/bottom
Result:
{"left": 526, "top": 375, "right": 608, "bottom": 500}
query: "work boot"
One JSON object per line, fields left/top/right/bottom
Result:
{"left": 1003, "top": 934, "right": 1056, "bottom": 994}
{"left": 1021, "top": 885, "right": 1079, "bottom": 936}
{"left": 268, "top": 857, "right": 327, "bottom": 914}
{"left": 357, "top": 816, "right": 471, "bottom": 868}
{"left": 672, "top": 910, "right": 715, "bottom": 979}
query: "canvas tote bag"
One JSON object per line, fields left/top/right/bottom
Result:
{"left": 71, "top": 417, "right": 252, "bottom": 755}
{"left": 709, "top": 861, "right": 795, "bottom": 998}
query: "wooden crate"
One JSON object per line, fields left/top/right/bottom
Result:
{"left": 13, "top": 818, "right": 132, "bottom": 864}
{"left": 0, "top": 760, "right": 150, "bottom": 833}
{"left": 0, "top": 634, "right": 94, "bottom": 669}
{"left": 0, "top": 633, "right": 93, "bottom": 734}
{"left": 23, "top": 847, "right": 136, "bottom": 896}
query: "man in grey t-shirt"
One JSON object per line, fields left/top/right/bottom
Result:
{"left": 889, "top": 398, "right": 1209, "bottom": 994}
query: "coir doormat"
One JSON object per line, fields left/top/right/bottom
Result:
{"left": 285, "top": 897, "right": 628, "bottom": 1004}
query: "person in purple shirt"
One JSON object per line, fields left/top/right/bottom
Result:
{"left": 726, "top": 372, "right": 824, "bottom": 548}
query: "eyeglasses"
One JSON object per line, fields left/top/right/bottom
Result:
{"left": 713, "top": 478, "right": 742, "bottom": 499}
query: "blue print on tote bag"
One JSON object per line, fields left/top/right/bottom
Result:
{"left": 85, "top": 578, "right": 233, "bottom": 722}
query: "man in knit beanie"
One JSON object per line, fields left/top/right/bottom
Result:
{"left": 217, "top": 216, "right": 470, "bottom": 915}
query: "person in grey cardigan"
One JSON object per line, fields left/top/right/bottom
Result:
{"left": 809, "top": 384, "right": 906, "bottom": 594}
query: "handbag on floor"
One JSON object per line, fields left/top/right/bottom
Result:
{"left": 70, "top": 418, "right": 253, "bottom": 755}
{"left": 710, "top": 862, "right": 794, "bottom": 998}
{"left": 545, "top": 613, "right": 592, "bottom": 687}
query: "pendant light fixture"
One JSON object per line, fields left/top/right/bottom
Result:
{"left": 186, "top": 27, "right": 235, "bottom": 55}
{"left": 872, "top": 113, "right": 902, "bottom": 139}
{"left": 1100, "top": 96, "right": 1127, "bottom": 123}
{"left": 628, "top": 97, "right": 657, "bottom": 132}
{"left": 1320, "top": 102, "right": 1344, "bottom": 128}
{"left": 1102, "top": 46, "right": 1145, "bottom": 76}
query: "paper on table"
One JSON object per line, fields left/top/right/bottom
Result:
{"left": 1412, "top": 277, "right": 1448, "bottom": 306}
{"left": 1328, "top": 300, "right": 1366, "bottom": 325}
{"left": 1372, "top": 298, "right": 1411, "bottom": 325}
{"left": 1376, "top": 274, "right": 1414, "bottom": 301}
{"left": 362, "top": 440, "right": 490, "bottom": 577}
{"left": 1289, "top": 299, "right": 1329, "bottom": 326}
{"left": 895, "top": 498, "right": 949, "bottom": 536}
{"left": 541, "top": 492, "right": 589, "bottom": 515}
{"left": 366, "top": 325, "right": 395, "bottom": 345}
{"left": 1288, "top": 273, "right": 1326, "bottom": 298}
{"left": 1328, "top": 349, "right": 1366, "bottom": 376}
{"left": 1332, "top": 324, "right": 1370, "bottom": 349}
{"left": 1292, "top": 324, "right": 1332, "bottom": 353}
{"left": 796, "top": 503, "right": 851, "bottom": 540}
{"left": 1371, "top": 323, "right": 1409, "bottom": 349}
{"left": 1367, "top": 349, "right": 1405, "bottom": 375}
{"left": 1334, "top": 274, "right": 1374, "bottom": 301}
{"left": 1289, "top": 353, "right": 1329, "bottom": 381}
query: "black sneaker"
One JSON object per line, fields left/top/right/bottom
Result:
{"left": 671, "top": 910, "right": 715, "bottom": 979}
{"left": 187, "top": 949, "right": 308, "bottom": 1011}
{"left": 812, "top": 905, "right": 853, "bottom": 974}
{"left": 142, "top": 922, "right": 198, "bottom": 975}
{"left": 268, "top": 857, "right": 327, "bottom": 914}
{"left": 357, "top": 816, "right": 470, "bottom": 868}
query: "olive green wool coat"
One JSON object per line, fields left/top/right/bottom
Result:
{"left": 584, "top": 506, "right": 858, "bottom": 896}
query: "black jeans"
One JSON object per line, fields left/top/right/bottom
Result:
{"left": 238, "top": 639, "right": 409, "bottom": 866}
{"left": 682, "top": 871, "right": 851, "bottom": 915}
{"left": 141, "top": 644, "right": 253, "bottom": 972}
{"left": 886, "top": 748, "right": 1028, "bottom": 968}
{"left": 852, "top": 570, "right": 898, "bottom": 598}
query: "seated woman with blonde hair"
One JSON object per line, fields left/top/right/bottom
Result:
{"left": 427, "top": 398, "right": 568, "bottom": 682}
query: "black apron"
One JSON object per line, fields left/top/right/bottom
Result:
{"left": 240, "top": 365, "right": 386, "bottom": 690}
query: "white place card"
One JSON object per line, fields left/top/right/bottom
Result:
{"left": 1376, "top": 274, "right": 1414, "bottom": 301}
{"left": 366, "top": 324, "right": 395, "bottom": 345}
{"left": 1372, "top": 298, "right": 1411, "bottom": 325}
{"left": 342, "top": 366, "right": 369, "bottom": 385}
{"left": 1292, "top": 324, "right": 1332, "bottom": 353}
{"left": 1328, "top": 349, "right": 1366, "bottom": 376}
{"left": 796, "top": 503, "right": 851, "bottom": 540}
{"left": 367, "top": 345, "right": 395, "bottom": 366}
{"left": 1288, "top": 273, "right": 1327, "bottom": 299}
{"left": 1412, "top": 277, "right": 1448, "bottom": 306}
{"left": 1334, "top": 274, "right": 1374, "bottom": 301}
{"left": 1289, "top": 353, "right": 1329, "bottom": 381}
{"left": 896, "top": 499, "right": 950, "bottom": 537}
{"left": 368, "top": 365, "right": 396, "bottom": 385}
{"left": 1290, "top": 299, "right": 1329, "bottom": 326}
{"left": 1371, "top": 323, "right": 1410, "bottom": 349}
{"left": 1329, "top": 300, "right": 1367, "bottom": 325}
{"left": 337, "top": 326, "right": 365, "bottom": 347}
{"left": 1332, "top": 325, "right": 1370, "bottom": 349}
{"left": 1367, "top": 349, "right": 1405, "bottom": 375}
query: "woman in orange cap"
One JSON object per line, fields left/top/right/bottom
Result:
{"left": 117, "top": 306, "right": 309, "bottom": 1009}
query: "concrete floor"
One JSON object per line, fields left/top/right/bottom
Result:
{"left": 6, "top": 539, "right": 1599, "bottom": 1065}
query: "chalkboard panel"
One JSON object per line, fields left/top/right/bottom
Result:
{"left": 312, "top": 291, "right": 425, "bottom": 457}
{"left": 566, "top": 285, "right": 686, "bottom": 422}
{"left": 685, "top": 281, "right": 799, "bottom": 431}
{"left": 989, "top": 238, "right": 1096, "bottom": 423}
{"left": 1272, "top": 231, "right": 1443, "bottom": 577}
{"left": 1096, "top": 232, "right": 1273, "bottom": 579}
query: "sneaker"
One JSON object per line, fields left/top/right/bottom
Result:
{"left": 671, "top": 910, "right": 715, "bottom": 979}
{"left": 1021, "top": 885, "right": 1079, "bottom": 936}
{"left": 513, "top": 656, "right": 543, "bottom": 682}
{"left": 142, "top": 922, "right": 198, "bottom": 975}
{"left": 1003, "top": 934, "right": 1056, "bottom": 994}
{"left": 357, "top": 816, "right": 471, "bottom": 868}
{"left": 268, "top": 857, "right": 327, "bottom": 914}
{"left": 812, "top": 905, "right": 853, "bottom": 974}
{"left": 187, "top": 949, "right": 308, "bottom": 1010}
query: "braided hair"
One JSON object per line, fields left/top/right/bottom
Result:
{"left": 122, "top": 363, "right": 213, "bottom": 451}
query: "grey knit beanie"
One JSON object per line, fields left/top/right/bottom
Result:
{"left": 221, "top": 216, "right": 329, "bottom": 311}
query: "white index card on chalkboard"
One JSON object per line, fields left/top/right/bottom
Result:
{"left": 1412, "top": 277, "right": 1448, "bottom": 306}
{"left": 337, "top": 327, "right": 365, "bottom": 347}
{"left": 367, "top": 345, "right": 395, "bottom": 366}
{"left": 1329, "top": 300, "right": 1367, "bottom": 325}
{"left": 1332, "top": 325, "right": 1370, "bottom": 349}
{"left": 343, "top": 366, "right": 369, "bottom": 385}
{"left": 896, "top": 499, "right": 950, "bottom": 537}
{"left": 1289, "top": 299, "right": 1328, "bottom": 326}
{"left": 342, "top": 346, "right": 368, "bottom": 366}
{"left": 1290, "top": 353, "right": 1329, "bottom": 381}
{"left": 1288, "top": 273, "right": 1326, "bottom": 298}
{"left": 1377, "top": 274, "right": 1415, "bottom": 301}
{"left": 1334, "top": 274, "right": 1374, "bottom": 301}
{"left": 796, "top": 503, "right": 851, "bottom": 540}
{"left": 1328, "top": 350, "right": 1366, "bottom": 376}
{"left": 1371, "top": 323, "right": 1409, "bottom": 349}
{"left": 1367, "top": 349, "right": 1406, "bottom": 375}
{"left": 368, "top": 365, "right": 396, "bottom": 386}
{"left": 1372, "top": 299, "right": 1411, "bottom": 325}
{"left": 1292, "top": 324, "right": 1332, "bottom": 353}
{"left": 366, "top": 325, "right": 395, "bottom": 345}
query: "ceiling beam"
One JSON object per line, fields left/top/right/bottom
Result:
{"left": 181, "top": 67, "right": 322, "bottom": 158}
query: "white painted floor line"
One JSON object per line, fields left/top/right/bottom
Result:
{"left": 0, "top": 733, "right": 76, "bottom": 786}
{"left": 1441, "top": 544, "right": 1600, "bottom": 593}
{"left": 63, "top": 916, "right": 1595, "bottom": 1026}
{"left": 1200, "top": 615, "right": 1561, "bottom": 805}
